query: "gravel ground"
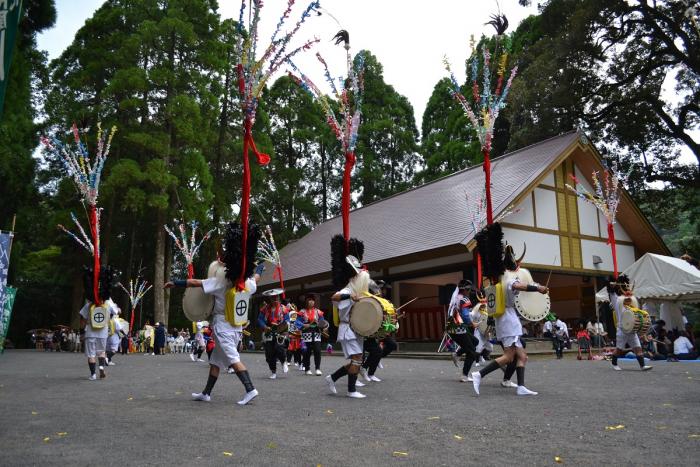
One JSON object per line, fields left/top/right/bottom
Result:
{"left": 0, "top": 350, "right": 698, "bottom": 466}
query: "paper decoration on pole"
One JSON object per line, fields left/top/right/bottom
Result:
{"left": 164, "top": 220, "right": 214, "bottom": 279}
{"left": 444, "top": 36, "right": 517, "bottom": 226}
{"left": 257, "top": 225, "right": 285, "bottom": 296}
{"left": 566, "top": 161, "right": 631, "bottom": 278}
{"left": 118, "top": 278, "right": 153, "bottom": 335}
{"left": 57, "top": 211, "right": 97, "bottom": 254}
{"left": 233, "top": 0, "right": 320, "bottom": 290}
{"left": 287, "top": 29, "right": 364, "bottom": 246}
{"left": 42, "top": 123, "right": 116, "bottom": 305}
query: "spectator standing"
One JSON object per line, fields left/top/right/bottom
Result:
{"left": 552, "top": 317, "right": 569, "bottom": 359}
{"left": 154, "top": 322, "right": 166, "bottom": 355}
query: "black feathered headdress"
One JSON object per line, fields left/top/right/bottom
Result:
{"left": 332, "top": 29, "right": 349, "bottom": 47}
{"left": 83, "top": 265, "right": 117, "bottom": 303}
{"left": 485, "top": 13, "right": 509, "bottom": 36}
{"left": 222, "top": 221, "right": 261, "bottom": 285}
{"left": 331, "top": 234, "right": 364, "bottom": 288}
{"left": 475, "top": 223, "right": 505, "bottom": 279}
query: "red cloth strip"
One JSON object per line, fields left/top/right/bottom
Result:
{"left": 607, "top": 223, "right": 618, "bottom": 279}
{"left": 237, "top": 119, "right": 270, "bottom": 291}
{"left": 342, "top": 151, "right": 356, "bottom": 246}
{"left": 88, "top": 205, "right": 101, "bottom": 305}
{"left": 483, "top": 148, "right": 493, "bottom": 225}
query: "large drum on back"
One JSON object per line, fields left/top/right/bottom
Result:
{"left": 514, "top": 291, "right": 551, "bottom": 322}
{"left": 349, "top": 294, "right": 396, "bottom": 337}
{"left": 621, "top": 307, "right": 651, "bottom": 335}
{"left": 183, "top": 288, "right": 214, "bottom": 322}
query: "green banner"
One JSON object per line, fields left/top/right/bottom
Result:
{"left": 0, "top": 285, "right": 17, "bottom": 352}
{"left": 0, "top": 0, "right": 24, "bottom": 119}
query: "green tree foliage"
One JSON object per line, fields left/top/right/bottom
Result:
{"left": 261, "top": 75, "right": 334, "bottom": 244}
{"left": 5, "top": 1, "right": 697, "bottom": 345}
{"left": 44, "top": 0, "right": 220, "bottom": 325}
{"left": 419, "top": 78, "right": 480, "bottom": 182}
{"left": 0, "top": 0, "right": 56, "bottom": 227}
{"left": 504, "top": 0, "right": 698, "bottom": 187}
{"left": 355, "top": 51, "right": 420, "bottom": 204}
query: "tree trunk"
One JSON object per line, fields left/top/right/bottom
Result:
{"left": 153, "top": 208, "right": 166, "bottom": 325}
{"left": 163, "top": 234, "right": 172, "bottom": 327}
{"left": 155, "top": 29, "right": 177, "bottom": 326}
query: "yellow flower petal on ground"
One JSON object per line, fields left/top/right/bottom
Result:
{"left": 427, "top": 416, "right": 440, "bottom": 420}
{"left": 554, "top": 456, "right": 563, "bottom": 463}
{"left": 453, "top": 435, "right": 463, "bottom": 440}
{"left": 605, "top": 424, "right": 625, "bottom": 431}
{"left": 393, "top": 451, "right": 408, "bottom": 457}
{"left": 223, "top": 452, "right": 233, "bottom": 456}
{"left": 31, "top": 411, "right": 38, "bottom": 415}
{"left": 56, "top": 432, "right": 67, "bottom": 437}
{"left": 43, "top": 437, "right": 50, "bottom": 442}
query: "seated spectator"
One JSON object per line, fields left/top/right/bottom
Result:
{"left": 655, "top": 328, "right": 672, "bottom": 357}
{"left": 586, "top": 319, "right": 607, "bottom": 347}
{"left": 673, "top": 331, "right": 697, "bottom": 360}
{"left": 576, "top": 321, "right": 592, "bottom": 360}
{"left": 641, "top": 335, "right": 667, "bottom": 361}
{"left": 685, "top": 322, "right": 695, "bottom": 347}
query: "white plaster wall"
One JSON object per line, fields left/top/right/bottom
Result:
{"left": 505, "top": 195, "right": 534, "bottom": 227}
{"left": 613, "top": 221, "right": 632, "bottom": 241}
{"left": 596, "top": 211, "right": 632, "bottom": 241}
{"left": 581, "top": 239, "right": 636, "bottom": 272}
{"left": 534, "top": 188, "right": 558, "bottom": 230}
{"left": 578, "top": 198, "right": 600, "bottom": 237}
{"left": 540, "top": 171, "right": 556, "bottom": 187}
{"left": 502, "top": 227, "right": 561, "bottom": 266}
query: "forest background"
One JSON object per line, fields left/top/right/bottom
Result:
{"left": 1, "top": 0, "right": 698, "bottom": 345}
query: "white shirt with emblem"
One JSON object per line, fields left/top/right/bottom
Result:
{"left": 79, "top": 300, "right": 116, "bottom": 339}
{"left": 202, "top": 276, "right": 256, "bottom": 331}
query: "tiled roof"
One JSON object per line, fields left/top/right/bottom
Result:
{"left": 261, "top": 131, "right": 580, "bottom": 285}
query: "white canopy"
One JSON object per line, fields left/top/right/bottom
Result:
{"left": 596, "top": 253, "right": 700, "bottom": 304}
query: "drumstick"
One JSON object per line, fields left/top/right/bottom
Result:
{"left": 395, "top": 297, "right": 419, "bottom": 312}
{"left": 545, "top": 256, "right": 558, "bottom": 289}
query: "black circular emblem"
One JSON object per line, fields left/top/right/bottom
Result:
{"left": 235, "top": 300, "right": 248, "bottom": 317}
{"left": 487, "top": 293, "right": 496, "bottom": 309}
{"left": 94, "top": 311, "right": 105, "bottom": 323}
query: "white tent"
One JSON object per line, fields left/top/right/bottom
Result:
{"left": 596, "top": 253, "right": 700, "bottom": 330}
